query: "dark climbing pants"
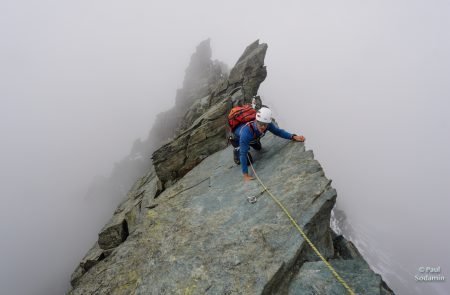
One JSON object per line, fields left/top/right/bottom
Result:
{"left": 229, "top": 137, "right": 262, "bottom": 151}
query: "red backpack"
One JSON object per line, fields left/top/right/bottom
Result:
{"left": 227, "top": 104, "right": 257, "bottom": 132}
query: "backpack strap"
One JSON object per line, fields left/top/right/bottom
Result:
{"left": 240, "top": 121, "right": 258, "bottom": 139}
{"left": 248, "top": 121, "right": 257, "bottom": 137}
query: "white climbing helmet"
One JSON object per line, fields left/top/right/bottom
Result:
{"left": 256, "top": 107, "right": 272, "bottom": 124}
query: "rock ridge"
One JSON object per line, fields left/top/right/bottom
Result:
{"left": 68, "top": 40, "right": 394, "bottom": 295}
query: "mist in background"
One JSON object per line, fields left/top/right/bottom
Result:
{"left": 1, "top": 1, "right": 449, "bottom": 294}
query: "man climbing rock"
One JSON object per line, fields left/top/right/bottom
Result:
{"left": 230, "top": 107, "right": 305, "bottom": 181}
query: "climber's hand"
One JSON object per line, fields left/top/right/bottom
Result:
{"left": 243, "top": 173, "right": 255, "bottom": 182}
{"left": 293, "top": 135, "right": 305, "bottom": 142}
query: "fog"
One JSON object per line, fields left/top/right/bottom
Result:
{"left": 1, "top": 1, "right": 449, "bottom": 294}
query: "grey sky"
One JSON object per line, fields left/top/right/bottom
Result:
{"left": 1, "top": 0, "right": 449, "bottom": 294}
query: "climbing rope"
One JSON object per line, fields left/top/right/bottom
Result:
{"left": 247, "top": 156, "right": 356, "bottom": 295}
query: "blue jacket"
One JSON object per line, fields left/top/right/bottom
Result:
{"left": 234, "top": 121, "right": 293, "bottom": 174}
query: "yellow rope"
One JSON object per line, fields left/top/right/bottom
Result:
{"left": 247, "top": 156, "right": 356, "bottom": 295}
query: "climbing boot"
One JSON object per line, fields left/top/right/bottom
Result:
{"left": 233, "top": 148, "right": 240, "bottom": 165}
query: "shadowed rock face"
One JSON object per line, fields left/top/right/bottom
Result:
{"left": 69, "top": 40, "right": 394, "bottom": 294}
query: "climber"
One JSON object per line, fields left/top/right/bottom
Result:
{"left": 230, "top": 107, "right": 305, "bottom": 181}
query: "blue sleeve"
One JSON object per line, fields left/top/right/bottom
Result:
{"left": 267, "top": 122, "right": 293, "bottom": 140}
{"left": 239, "top": 127, "right": 253, "bottom": 174}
